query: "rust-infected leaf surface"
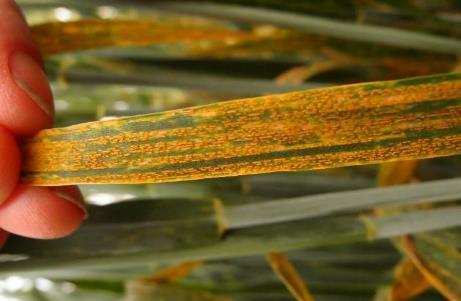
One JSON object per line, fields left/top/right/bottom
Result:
{"left": 31, "top": 19, "right": 256, "bottom": 56}
{"left": 21, "top": 73, "right": 461, "bottom": 185}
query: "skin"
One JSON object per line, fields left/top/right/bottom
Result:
{"left": 0, "top": 0, "right": 85, "bottom": 244}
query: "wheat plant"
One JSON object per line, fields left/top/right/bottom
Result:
{"left": 1, "top": 1, "right": 461, "bottom": 300}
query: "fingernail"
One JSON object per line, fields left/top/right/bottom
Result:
{"left": 51, "top": 187, "right": 88, "bottom": 219}
{"left": 10, "top": 51, "right": 54, "bottom": 116}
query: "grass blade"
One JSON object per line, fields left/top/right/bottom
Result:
{"left": 21, "top": 72, "right": 461, "bottom": 185}
{"left": 267, "top": 251, "right": 315, "bottom": 301}
{"left": 389, "top": 258, "right": 431, "bottom": 301}
{"left": 368, "top": 207, "right": 461, "bottom": 239}
{"left": 402, "top": 236, "right": 461, "bottom": 300}
{"left": 154, "top": 2, "right": 461, "bottom": 54}
{"left": 147, "top": 261, "right": 202, "bottom": 283}
{"left": 46, "top": 61, "right": 325, "bottom": 96}
{"left": 226, "top": 177, "right": 461, "bottom": 229}
{"left": 32, "top": 19, "right": 255, "bottom": 56}
{"left": 3, "top": 201, "right": 461, "bottom": 276}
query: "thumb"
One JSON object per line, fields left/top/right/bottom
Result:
{"left": 0, "top": 0, "right": 53, "bottom": 137}
{"left": 0, "top": 1, "right": 86, "bottom": 240}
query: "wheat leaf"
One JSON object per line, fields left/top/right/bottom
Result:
{"left": 152, "top": 2, "right": 461, "bottom": 54}
{"left": 267, "top": 251, "right": 315, "bottom": 301}
{"left": 31, "top": 19, "right": 255, "bottom": 56}
{"left": 389, "top": 258, "right": 430, "bottom": 301}
{"left": 125, "top": 281, "right": 233, "bottom": 301}
{"left": 402, "top": 236, "right": 461, "bottom": 301}
{"left": 225, "top": 177, "right": 461, "bottom": 229}
{"left": 3, "top": 192, "right": 461, "bottom": 276}
{"left": 21, "top": 72, "right": 461, "bottom": 185}
{"left": 146, "top": 261, "right": 202, "bottom": 283}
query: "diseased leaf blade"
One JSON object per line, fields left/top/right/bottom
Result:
{"left": 31, "top": 19, "right": 256, "bottom": 56}
{"left": 21, "top": 72, "right": 461, "bottom": 185}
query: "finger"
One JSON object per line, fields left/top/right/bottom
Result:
{"left": 0, "top": 185, "right": 87, "bottom": 239}
{"left": 0, "top": 0, "right": 53, "bottom": 137}
{"left": 0, "top": 229, "right": 9, "bottom": 248}
{"left": 0, "top": 1, "right": 87, "bottom": 241}
{"left": 0, "top": 126, "right": 20, "bottom": 203}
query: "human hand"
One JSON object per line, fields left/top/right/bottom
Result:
{"left": 0, "top": 0, "right": 86, "bottom": 246}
